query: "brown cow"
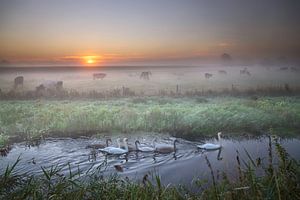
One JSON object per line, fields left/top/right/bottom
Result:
{"left": 14, "top": 76, "right": 24, "bottom": 89}
{"left": 204, "top": 73, "right": 213, "bottom": 79}
{"left": 93, "top": 73, "right": 106, "bottom": 80}
{"left": 290, "top": 67, "right": 299, "bottom": 72}
{"left": 56, "top": 81, "right": 63, "bottom": 90}
{"left": 36, "top": 81, "right": 63, "bottom": 96}
{"left": 279, "top": 67, "right": 288, "bottom": 71}
{"left": 218, "top": 70, "right": 227, "bottom": 75}
{"left": 140, "top": 71, "right": 152, "bottom": 80}
{"left": 240, "top": 68, "right": 251, "bottom": 76}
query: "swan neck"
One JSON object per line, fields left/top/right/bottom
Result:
{"left": 117, "top": 139, "right": 121, "bottom": 148}
{"left": 106, "top": 139, "right": 110, "bottom": 147}
{"left": 124, "top": 140, "right": 128, "bottom": 151}
{"left": 151, "top": 138, "right": 156, "bottom": 147}
{"left": 135, "top": 141, "right": 139, "bottom": 151}
{"left": 218, "top": 134, "right": 222, "bottom": 146}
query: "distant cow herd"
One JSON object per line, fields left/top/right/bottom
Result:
{"left": 12, "top": 75, "right": 64, "bottom": 96}
{"left": 7, "top": 65, "right": 299, "bottom": 96}
{"left": 93, "top": 73, "right": 106, "bottom": 80}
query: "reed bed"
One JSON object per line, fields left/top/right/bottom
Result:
{"left": 1, "top": 137, "right": 299, "bottom": 199}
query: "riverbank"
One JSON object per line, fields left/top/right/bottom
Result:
{"left": 1, "top": 139, "right": 299, "bottom": 200}
{"left": 1, "top": 96, "right": 299, "bottom": 146}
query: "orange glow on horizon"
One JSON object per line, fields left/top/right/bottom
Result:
{"left": 86, "top": 58, "right": 94, "bottom": 64}
{"left": 82, "top": 55, "right": 102, "bottom": 66}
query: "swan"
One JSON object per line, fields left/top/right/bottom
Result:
{"left": 153, "top": 139, "right": 179, "bottom": 153}
{"left": 135, "top": 140, "right": 155, "bottom": 152}
{"left": 119, "top": 139, "right": 136, "bottom": 151}
{"left": 99, "top": 138, "right": 129, "bottom": 155}
{"left": 197, "top": 132, "right": 222, "bottom": 150}
{"left": 86, "top": 138, "right": 112, "bottom": 149}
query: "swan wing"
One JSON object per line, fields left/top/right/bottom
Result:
{"left": 100, "top": 147, "right": 127, "bottom": 154}
{"left": 197, "top": 143, "right": 220, "bottom": 150}
{"left": 140, "top": 146, "right": 155, "bottom": 152}
{"left": 155, "top": 146, "right": 174, "bottom": 153}
{"left": 155, "top": 144, "right": 172, "bottom": 149}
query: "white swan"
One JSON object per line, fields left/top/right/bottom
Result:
{"left": 197, "top": 132, "right": 222, "bottom": 150}
{"left": 99, "top": 138, "right": 129, "bottom": 155}
{"left": 153, "top": 139, "right": 179, "bottom": 153}
{"left": 86, "top": 138, "right": 112, "bottom": 149}
{"left": 135, "top": 140, "right": 155, "bottom": 152}
{"left": 119, "top": 138, "right": 136, "bottom": 151}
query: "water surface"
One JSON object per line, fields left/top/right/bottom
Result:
{"left": 1, "top": 133, "right": 299, "bottom": 188}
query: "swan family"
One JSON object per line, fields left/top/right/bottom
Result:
{"left": 93, "top": 132, "right": 223, "bottom": 155}
{"left": 134, "top": 139, "right": 179, "bottom": 153}
{"left": 97, "top": 138, "right": 179, "bottom": 155}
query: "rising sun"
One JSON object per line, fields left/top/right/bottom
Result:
{"left": 83, "top": 56, "right": 100, "bottom": 65}
{"left": 87, "top": 58, "right": 94, "bottom": 64}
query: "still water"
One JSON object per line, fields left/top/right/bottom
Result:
{"left": 1, "top": 133, "right": 299, "bottom": 188}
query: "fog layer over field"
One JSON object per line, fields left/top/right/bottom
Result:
{"left": 1, "top": 65, "right": 299, "bottom": 95}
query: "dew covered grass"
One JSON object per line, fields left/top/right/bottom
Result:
{"left": 0, "top": 96, "right": 299, "bottom": 146}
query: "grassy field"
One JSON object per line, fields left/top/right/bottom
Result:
{"left": 0, "top": 96, "right": 299, "bottom": 146}
{"left": 1, "top": 66, "right": 300, "bottom": 95}
{"left": 1, "top": 137, "right": 299, "bottom": 200}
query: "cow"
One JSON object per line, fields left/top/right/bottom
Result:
{"left": 36, "top": 84, "right": 46, "bottom": 96}
{"left": 14, "top": 76, "right": 24, "bottom": 89}
{"left": 279, "top": 67, "right": 288, "bottom": 71}
{"left": 205, "top": 73, "right": 213, "bottom": 79}
{"left": 140, "top": 71, "right": 152, "bottom": 80}
{"left": 290, "top": 67, "right": 299, "bottom": 72}
{"left": 93, "top": 73, "right": 106, "bottom": 80}
{"left": 41, "top": 80, "right": 63, "bottom": 90}
{"left": 36, "top": 81, "right": 63, "bottom": 96}
{"left": 240, "top": 68, "right": 251, "bottom": 76}
{"left": 218, "top": 70, "right": 227, "bottom": 75}
{"left": 56, "top": 81, "right": 63, "bottom": 90}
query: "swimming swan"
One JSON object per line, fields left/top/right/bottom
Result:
{"left": 197, "top": 132, "right": 222, "bottom": 150}
{"left": 100, "top": 138, "right": 129, "bottom": 155}
{"left": 86, "top": 138, "right": 112, "bottom": 149}
{"left": 135, "top": 140, "right": 155, "bottom": 152}
{"left": 119, "top": 138, "right": 136, "bottom": 151}
{"left": 153, "top": 139, "right": 179, "bottom": 153}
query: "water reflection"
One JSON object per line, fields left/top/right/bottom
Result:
{"left": 0, "top": 134, "right": 299, "bottom": 187}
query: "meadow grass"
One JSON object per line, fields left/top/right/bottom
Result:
{"left": 1, "top": 137, "right": 299, "bottom": 199}
{"left": 0, "top": 96, "right": 299, "bottom": 147}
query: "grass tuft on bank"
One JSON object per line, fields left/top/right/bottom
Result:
{"left": 0, "top": 96, "right": 299, "bottom": 146}
{"left": 1, "top": 137, "right": 299, "bottom": 199}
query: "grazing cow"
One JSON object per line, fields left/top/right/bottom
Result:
{"left": 36, "top": 84, "right": 46, "bottom": 96}
{"left": 56, "top": 81, "right": 63, "bottom": 90}
{"left": 36, "top": 84, "right": 45, "bottom": 91}
{"left": 279, "top": 67, "right": 288, "bottom": 71}
{"left": 205, "top": 73, "right": 213, "bottom": 79}
{"left": 140, "top": 71, "right": 152, "bottom": 80}
{"left": 290, "top": 67, "right": 299, "bottom": 72}
{"left": 93, "top": 73, "right": 106, "bottom": 80}
{"left": 36, "top": 81, "right": 63, "bottom": 96}
{"left": 14, "top": 76, "right": 24, "bottom": 89}
{"left": 240, "top": 68, "right": 251, "bottom": 76}
{"left": 42, "top": 80, "right": 63, "bottom": 90}
{"left": 218, "top": 70, "right": 227, "bottom": 75}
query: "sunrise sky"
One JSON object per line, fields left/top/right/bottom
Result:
{"left": 0, "top": 0, "right": 299, "bottom": 66}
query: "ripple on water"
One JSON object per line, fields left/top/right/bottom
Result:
{"left": 1, "top": 135, "right": 299, "bottom": 186}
